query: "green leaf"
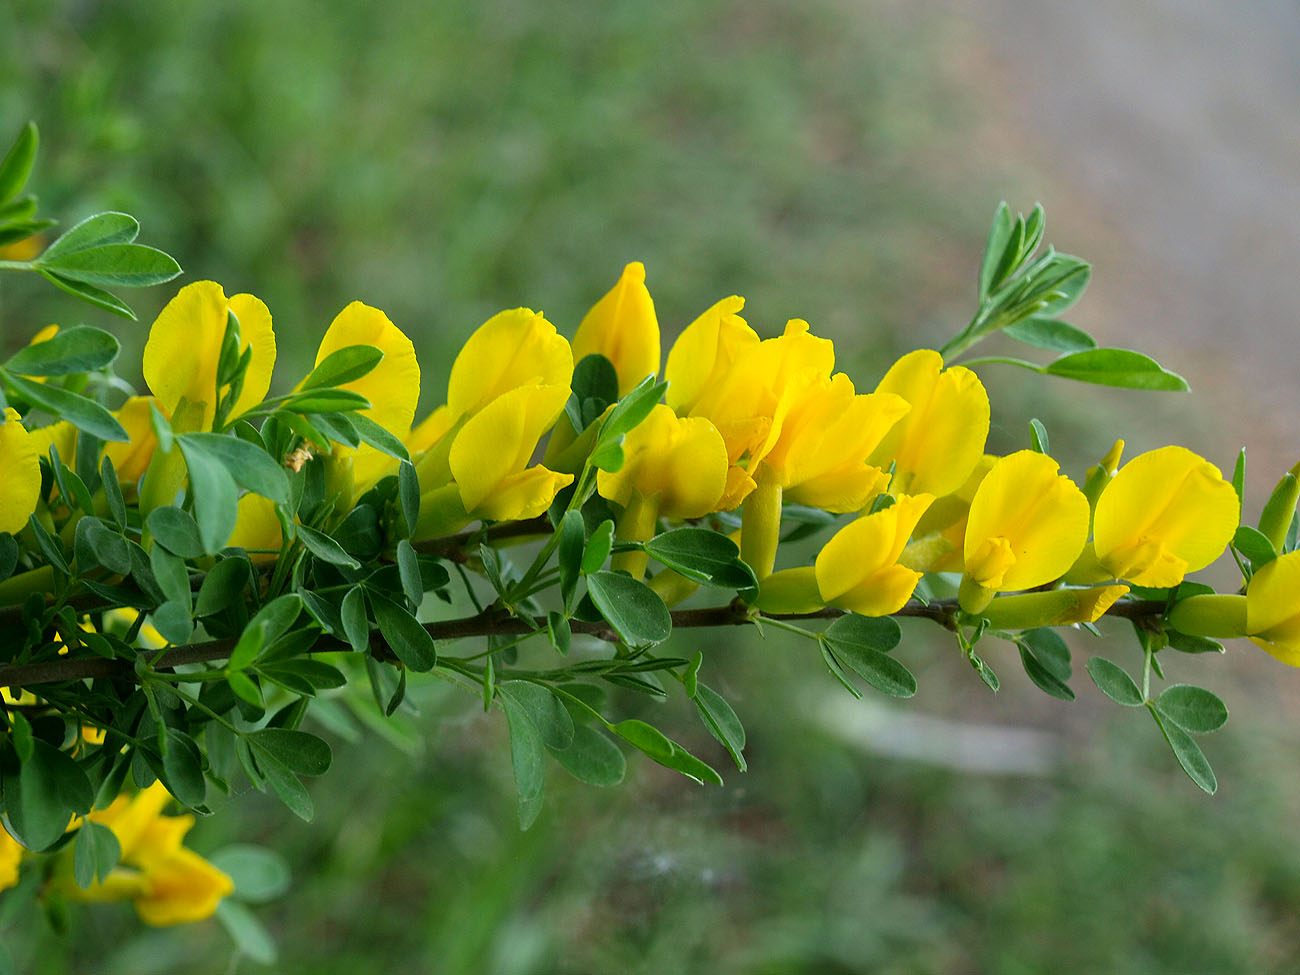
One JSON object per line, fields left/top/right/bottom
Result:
{"left": 394, "top": 539, "right": 422, "bottom": 608}
{"left": 282, "top": 388, "right": 372, "bottom": 414}
{"left": 180, "top": 433, "right": 291, "bottom": 504}
{"left": 581, "top": 519, "right": 616, "bottom": 574}
{"left": 247, "top": 594, "right": 303, "bottom": 646}
{"left": 9, "top": 713, "right": 32, "bottom": 763}
{"left": 1020, "top": 628, "right": 1072, "bottom": 681}
{"left": 831, "top": 642, "right": 917, "bottom": 698}
{"left": 177, "top": 438, "right": 239, "bottom": 552}
{"left": 1002, "top": 317, "right": 1096, "bottom": 353}
{"left": 546, "top": 610, "right": 571, "bottom": 656}
{"left": 599, "top": 376, "right": 667, "bottom": 443}
{"left": 694, "top": 683, "right": 747, "bottom": 772}
{"left": 557, "top": 509, "right": 585, "bottom": 608}
{"left": 398, "top": 461, "right": 420, "bottom": 536}
{"left": 248, "top": 729, "right": 332, "bottom": 776}
{"left": 567, "top": 354, "right": 620, "bottom": 430}
{"left": 215, "top": 899, "right": 278, "bottom": 965}
{"left": 499, "top": 687, "right": 546, "bottom": 829}
{"left": 1232, "top": 447, "right": 1247, "bottom": 513}
{"left": 0, "top": 533, "right": 18, "bottom": 583}
{"left": 1029, "top": 418, "right": 1049, "bottom": 454}
{"left": 101, "top": 455, "right": 128, "bottom": 526}
{"left": 368, "top": 591, "right": 437, "bottom": 671}
{"left": 1044, "top": 348, "right": 1189, "bottom": 391}
{"left": 350, "top": 414, "right": 410, "bottom": 462}
{"left": 228, "top": 671, "right": 264, "bottom": 709}
{"left": 300, "top": 345, "right": 385, "bottom": 390}
{"left": 1153, "top": 684, "right": 1228, "bottom": 734}
{"left": 146, "top": 506, "right": 206, "bottom": 558}
{"left": 36, "top": 270, "right": 137, "bottom": 320}
{"left": 73, "top": 820, "right": 121, "bottom": 889}
{"left": 36, "top": 242, "right": 181, "bottom": 288}
{"left": 209, "top": 845, "right": 291, "bottom": 904}
{"left": 40, "top": 212, "right": 140, "bottom": 260}
{"left": 296, "top": 524, "right": 361, "bottom": 569}
{"left": 5, "top": 326, "right": 119, "bottom": 376}
{"left": 824, "top": 614, "right": 902, "bottom": 654}
{"left": 548, "top": 724, "right": 626, "bottom": 787}
{"left": 1151, "top": 707, "right": 1217, "bottom": 794}
{"left": 0, "top": 122, "right": 37, "bottom": 205}
{"left": 6, "top": 740, "right": 94, "bottom": 850}
{"left": 499, "top": 682, "right": 575, "bottom": 751}
{"left": 979, "top": 201, "right": 1015, "bottom": 299}
{"left": 74, "top": 517, "right": 131, "bottom": 575}
{"left": 589, "top": 439, "right": 624, "bottom": 472}
{"left": 1018, "top": 644, "right": 1075, "bottom": 701}
{"left": 1086, "top": 657, "right": 1144, "bottom": 706}
{"left": 195, "top": 556, "right": 252, "bottom": 617}
{"left": 307, "top": 411, "right": 360, "bottom": 448}
{"left": 611, "top": 719, "right": 723, "bottom": 786}
{"left": 1233, "top": 525, "right": 1276, "bottom": 569}
{"left": 585, "top": 571, "right": 671, "bottom": 646}
{"left": 1166, "top": 631, "right": 1224, "bottom": 655}
{"left": 642, "top": 528, "right": 758, "bottom": 591}
{"left": 4, "top": 371, "right": 128, "bottom": 441}
{"left": 160, "top": 728, "right": 207, "bottom": 808}
{"left": 340, "top": 587, "right": 370, "bottom": 654}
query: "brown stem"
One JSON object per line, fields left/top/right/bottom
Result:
{"left": 0, "top": 597, "right": 1170, "bottom": 690}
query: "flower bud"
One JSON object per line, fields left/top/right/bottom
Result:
{"left": 980, "top": 585, "right": 1128, "bottom": 629}
{"left": 1256, "top": 460, "right": 1300, "bottom": 552}
{"left": 1168, "top": 594, "right": 1248, "bottom": 640}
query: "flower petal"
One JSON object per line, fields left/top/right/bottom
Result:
{"left": 573, "top": 262, "right": 660, "bottom": 396}
{"left": 0, "top": 408, "right": 41, "bottom": 534}
{"left": 664, "top": 295, "right": 756, "bottom": 415}
{"left": 315, "top": 301, "right": 420, "bottom": 490}
{"left": 869, "top": 349, "right": 990, "bottom": 497}
{"left": 1093, "top": 445, "right": 1238, "bottom": 587}
{"left": 447, "top": 308, "right": 572, "bottom": 421}
{"left": 450, "top": 384, "right": 570, "bottom": 513}
{"left": 964, "top": 450, "right": 1089, "bottom": 592}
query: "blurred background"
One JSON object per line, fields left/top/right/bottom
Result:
{"left": 4, "top": 0, "right": 1300, "bottom": 971}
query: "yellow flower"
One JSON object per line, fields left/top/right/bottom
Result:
{"left": 226, "top": 494, "right": 284, "bottom": 560}
{"left": 414, "top": 385, "right": 575, "bottom": 539}
{"left": 573, "top": 262, "right": 660, "bottom": 397}
{"left": 811, "top": 493, "right": 935, "bottom": 616}
{"left": 759, "top": 373, "right": 908, "bottom": 512}
{"left": 908, "top": 454, "right": 997, "bottom": 573}
{"left": 142, "top": 281, "right": 276, "bottom": 431}
{"left": 1092, "top": 445, "right": 1239, "bottom": 588}
{"left": 598, "top": 404, "right": 729, "bottom": 576}
{"left": 76, "top": 782, "right": 233, "bottom": 926}
{"left": 868, "top": 349, "right": 990, "bottom": 497}
{"left": 0, "top": 407, "right": 41, "bottom": 534}
{"left": 311, "top": 301, "right": 420, "bottom": 494}
{"left": 0, "top": 824, "right": 22, "bottom": 892}
{"left": 103, "top": 396, "right": 162, "bottom": 486}
{"left": 1246, "top": 551, "right": 1300, "bottom": 666}
{"left": 664, "top": 295, "right": 758, "bottom": 417}
{"left": 960, "top": 450, "right": 1089, "bottom": 612}
{"left": 598, "top": 405, "right": 728, "bottom": 520}
{"left": 409, "top": 308, "right": 575, "bottom": 536}
{"left": 444, "top": 308, "right": 572, "bottom": 425}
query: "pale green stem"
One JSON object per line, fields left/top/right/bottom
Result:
{"left": 611, "top": 492, "right": 660, "bottom": 579}
{"left": 740, "top": 465, "right": 782, "bottom": 580}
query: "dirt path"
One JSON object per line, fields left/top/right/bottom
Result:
{"left": 936, "top": 0, "right": 1300, "bottom": 487}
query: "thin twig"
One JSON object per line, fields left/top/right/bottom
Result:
{"left": 0, "top": 597, "right": 1170, "bottom": 690}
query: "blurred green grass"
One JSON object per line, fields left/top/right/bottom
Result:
{"left": 3, "top": 0, "right": 1298, "bottom": 972}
